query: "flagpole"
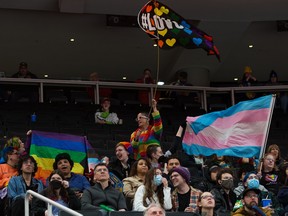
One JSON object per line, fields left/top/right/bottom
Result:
{"left": 258, "top": 94, "right": 276, "bottom": 159}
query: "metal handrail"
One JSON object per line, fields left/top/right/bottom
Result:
{"left": 1, "top": 77, "right": 288, "bottom": 110}
{"left": 25, "top": 190, "right": 83, "bottom": 216}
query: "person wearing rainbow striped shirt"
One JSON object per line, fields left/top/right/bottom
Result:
{"left": 130, "top": 99, "right": 163, "bottom": 160}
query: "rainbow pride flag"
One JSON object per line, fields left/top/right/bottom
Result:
{"left": 182, "top": 95, "right": 275, "bottom": 158}
{"left": 29, "top": 131, "right": 97, "bottom": 182}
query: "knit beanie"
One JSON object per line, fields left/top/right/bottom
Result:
{"left": 243, "top": 171, "right": 257, "bottom": 183}
{"left": 53, "top": 153, "right": 74, "bottom": 170}
{"left": 171, "top": 166, "right": 191, "bottom": 183}
{"left": 244, "top": 66, "right": 252, "bottom": 73}
{"left": 116, "top": 142, "right": 133, "bottom": 155}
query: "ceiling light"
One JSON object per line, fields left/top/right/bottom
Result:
{"left": 44, "top": 74, "right": 48, "bottom": 78}
{"left": 234, "top": 77, "right": 238, "bottom": 81}
{"left": 70, "top": 38, "right": 75, "bottom": 42}
{"left": 248, "top": 44, "right": 253, "bottom": 48}
{"left": 157, "top": 81, "right": 164, "bottom": 85}
{"left": 122, "top": 76, "right": 127, "bottom": 80}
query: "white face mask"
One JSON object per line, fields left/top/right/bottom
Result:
{"left": 194, "top": 157, "right": 203, "bottom": 165}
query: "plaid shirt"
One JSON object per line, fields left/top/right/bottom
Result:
{"left": 171, "top": 186, "right": 202, "bottom": 213}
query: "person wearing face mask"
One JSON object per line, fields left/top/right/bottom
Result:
{"left": 170, "top": 166, "right": 202, "bottom": 213}
{"left": 210, "top": 168, "right": 237, "bottom": 214}
{"left": 234, "top": 171, "right": 284, "bottom": 215}
{"left": 234, "top": 171, "right": 268, "bottom": 198}
{"left": 52, "top": 153, "right": 90, "bottom": 199}
{"left": 133, "top": 168, "right": 171, "bottom": 211}
{"left": 32, "top": 169, "right": 81, "bottom": 216}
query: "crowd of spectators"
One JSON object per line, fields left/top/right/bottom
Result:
{"left": 1, "top": 95, "right": 288, "bottom": 216}
{"left": 2, "top": 65, "right": 288, "bottom": 216}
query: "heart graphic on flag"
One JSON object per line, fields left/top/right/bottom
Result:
{"left": 158, "top": 40, "right": 164, "bottom": 48}
{"left": 166, "top": 38, "right": 176, "bottom": 47}
{"left": 158, "top": 29, "right": 168, "bottom": 36}
{"left": 160, "top": 6, "right": 169, "bottom": 14}
{"left": 170, "top": 13, "right": 180, "bottom": 22}
{"left": 146, "top": 5, "right": 152, "bottom": 12}
{"left": 179, "top": 37, "right": 190, "bottom": 46}
{"left": 171, "top": 28, "right": 180, "bottom": 35}
{"left": 154, "top": 8, "right": 163, "bottom": 16}
{"left": 193, "top": 38, "right": 202, "bottom": 46}
{"left": 137, "top": 0, "right": 220, "bottom": 61}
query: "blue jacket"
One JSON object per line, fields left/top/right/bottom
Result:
{"left": 8, "top": 175, "right": 44, "bottom": 201}
{"left": 67, "top": 172, "right": 91, "bottom": 192}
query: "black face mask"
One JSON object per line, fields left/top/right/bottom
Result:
{"left": 50, "top": 180, "right": 62, "bottom": 189}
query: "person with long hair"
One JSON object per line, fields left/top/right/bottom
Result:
{"left": 257, "top": 153, "right": 281, "bottom": 195}
{"left": 266, "top": 144, "right": 284, "bottom": 168}
{"left": 123, "top": 158, "right": 151, "bottom": 209}
{"left": 133, "top": 167, "right": 172, "bottom": 211}
{"left": 8, "top": 155, "right": 44, "bottom": 216}
{"left": 32, "top": 170, "right": 81, "bottom": 216}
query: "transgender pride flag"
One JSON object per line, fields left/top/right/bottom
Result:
{"left": 182, "top": 95, "right": 275, "bottom": 158}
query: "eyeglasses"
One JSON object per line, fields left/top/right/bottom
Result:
{"left": 265, "top": 158, "right": 275, "bottom": 162}
{"left": 245, "top": 194, "right": 258, "bottom": 199}
{"left": 95, "top": 168, "right": 108, "bottom": 173}
{"left": 201, "top": 195, "right": 215, "bottom": 200}
{"left": 135, "top": 116, "right": 149, "bottom": 122}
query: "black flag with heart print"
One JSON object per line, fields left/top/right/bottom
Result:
{"left": 138, "top": 0, "right": 220, "bottom": 61}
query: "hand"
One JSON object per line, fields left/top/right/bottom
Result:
{"left": 162, "top": 177, "right": 168, "bottom": 188}
{"left": 85, "top": 168, "right": 94, "bottom": 180}
{"left": 74, "top": 191, "right": 83, "bottom": 199}
{"left": 164, "top": 150, "right": 172, "bottom": 158}
{"left": 151, "top": 99, "right": 157, "bottom": 110}
{"left": 62, "top": 180, "right": 69, "bottom": 188}
{"left": 134, "top": 130, "right": 142, "bottom": 141}
{"left": 101, "top": 156, "right": 110, "bottom": 165}
{"left": 163, "top": 163, "right": 168, "bottom": 175}
{"left": 28, "top": 194, "right": 33, "bottom": 202}
{"left": 184, "top": 206, "right": 194, "bottom": 212}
